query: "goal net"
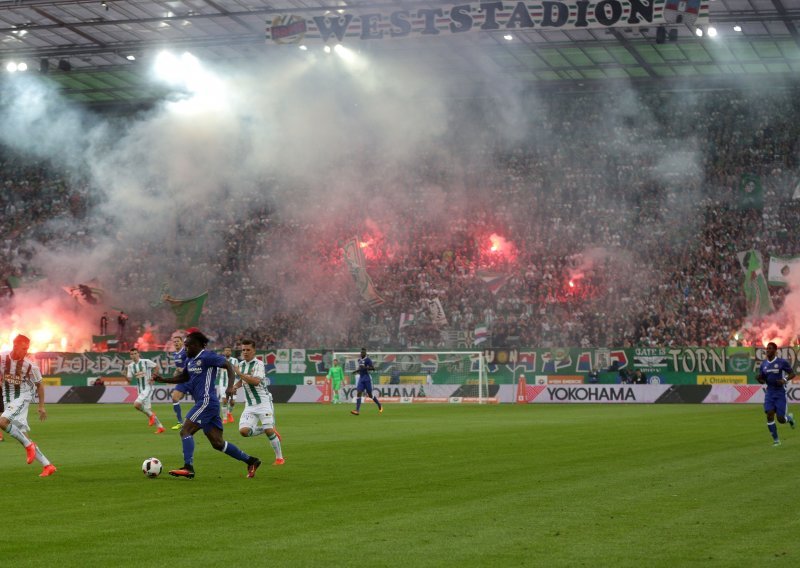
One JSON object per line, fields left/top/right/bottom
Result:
{"left": 331, "top": 351, "right": 494, "bottom": 404}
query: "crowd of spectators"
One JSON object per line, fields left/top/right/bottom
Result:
{"left": 2, "top": 86, "right": 800, "bottom": 351}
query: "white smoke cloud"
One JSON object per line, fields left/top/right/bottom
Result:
{"left": 0, "top": 47, "right": 796, "bottom": 349}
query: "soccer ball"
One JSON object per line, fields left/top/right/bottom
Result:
{"left": 142, "top": 457, "right": 162, "bottom": 478}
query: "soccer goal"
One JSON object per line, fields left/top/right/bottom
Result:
{"left": 331, "top": 351, "right": 493, "bottom": 404}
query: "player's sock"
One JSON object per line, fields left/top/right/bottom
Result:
{"left": 173, "top": 402, "right": 183, "bottom": 422}
{"left": 181, "top": 435, "right": 195, "bottom": 465}
{"left": 788, "top": 413, "right": 796, "bottom": 428}
{"left": 249, "top": 426, "right": 265, "bottom": 437}
{"left": 268, "top": 432, "right": 283, "bottom": 459}
{"left": 333, "top": 393, "right": 339, "bottom": 404}
{"left": 221, "top": 441, "right": 250, "bottom": 463}
{"left": 34, "top": 445, "right": 51, "bottom": 466}
{"left": 355, "top": 397, "right": 363, "bottom": 412}
{"left": 4, "top": 423, "right": 32, "bottom": 446}
{"left": 227, "top": 401, "right": 234, "bottom": 414}
{"left": 372, "top": 395, "right": 382, "bottom": 410}
{"left": 768, "top": 421, "right": 778, "bottom": 441}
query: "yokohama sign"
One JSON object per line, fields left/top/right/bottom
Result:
{"left": 523, "top": 385, "right": 671, "bottom": 403}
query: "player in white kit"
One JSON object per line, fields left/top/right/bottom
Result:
{"left": 217, "top": 347, "right": 238, "bottom": 424}
{"left": 0, "top": 335, "right": 57, "bottom": 477}
{"left": 127, "top": 348, "right": 165, "bottom": 434}
{"left": 233, "top": 339, "right": 284, "bottom": 465}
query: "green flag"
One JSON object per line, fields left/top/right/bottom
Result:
{"left": 165, "top": 292, "right": 208, "bottom": 328}
{"left": 739, "top": 174, "right": 763, "bottom": 210}
{"left": 737, "top": 250, "right": 773, "bottom": 317}
{"left": 92, "top": 334, "right": 118, "bottom": 350}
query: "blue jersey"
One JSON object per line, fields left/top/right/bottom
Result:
{"left": 758, "top": 357, "right": 793, "bottom": 391}
{"left": 184, "top": 349, "right": 227, "bottom": 406}
{"left": 356, "top": 357, "right": 374, "bottom": 380}
{"left": 173, "top": 347, "right": 187, "bottom": 370}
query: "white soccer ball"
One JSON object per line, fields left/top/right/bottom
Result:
{"left": 142, "top": 457, "right": 162, "bottom": 478}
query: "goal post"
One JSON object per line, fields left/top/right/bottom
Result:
{"left": 331, "top": 351, "right": 493, "bottom": 404}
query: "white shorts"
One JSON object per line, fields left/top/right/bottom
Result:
{"left": 2, "top": 397, "right": 31, "bottom": 431}
{"left": 216, "top": 386, "right": 230, "bottom": 401}
{"left": 135, "top": 388, "right": 153, "bottom": 411}
{"left": 238, "top": 402, "right": 275, "bottom": 431}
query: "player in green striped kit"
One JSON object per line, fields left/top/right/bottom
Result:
{"left": 233, "top": 339, "right": 284, "bottom": 465}
{"left": 218, "top": 347, "right": 238, "bottom": 423}
{"left": 327, "top": 358, "right": 346, "bottom": 403}
{"left": 127, "top": 348, "right": 165, "bottom": 434}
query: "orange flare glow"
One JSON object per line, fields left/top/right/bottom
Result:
{"left": 1, "top": 319, "right": 72, "bottom": 353}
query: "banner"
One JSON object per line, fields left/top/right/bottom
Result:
{"left": 399, "top": 313, "right": 415, "bottom": 330}
{"left": 474, "top": 324, "right": 489, "bottom": 345}
{"left": 91, "top": 334, "right": 118, "bottom": 350}
{"left": 30, "top": 346, "right": 771, "bottom": 387}
{"left": 62, "top": 280, "right": 104, "bottom": 306}
{"left": 519, "top": 384, "right": 672, "bottom": 403}
{"left": 737, "top": 250, "right": 774, "bottom": 317}
{"left": 163, "top": 292, "right": 208, "bottom": 328}
{"left": 342, "top": 238, "right": 384, "bottom": 308}
{"left": 425, "top": 298, "right": 448, "bottom": 327}
{"left": 476, "top": 270, "right": 510, "bottom": 295}
{"left": 739, "top": 173, "right": 763, "bottom": 210}
{"left": 768, "top": 255, "right": 800, "bottom": 287}
{"left": 41, "top": 384, "right": 800, "bottom": 405}
{"left": 266, "top": 1, "right": 711, "bottom": 44}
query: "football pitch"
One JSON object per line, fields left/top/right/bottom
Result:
{"left": 3, "top": 403, "right": 799, "bottom": 567}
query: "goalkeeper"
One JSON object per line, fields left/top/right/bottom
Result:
{"left": 327, "top": 358, "right": 346, "bottom": 404}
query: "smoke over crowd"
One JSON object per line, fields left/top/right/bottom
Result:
{"left": 0, "top": 46, "right": 798, "bottom": 351}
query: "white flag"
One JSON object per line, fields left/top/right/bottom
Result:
{"left": 768, "top": 255, "right": 800, "bottom": 287}
{"left": 425, "top": 298, "right": 448, "bottom": 327}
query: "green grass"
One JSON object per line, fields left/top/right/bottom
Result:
{"left": 2, "top": 404, "right": 799, "bottom": 566}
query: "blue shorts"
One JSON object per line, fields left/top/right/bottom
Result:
{"left": 174, "top": 383, "right": 190, "bottom": 394}
{"left": 356, "top": 376, "right": 374, "bottom": 395}
{"left": 764, "top": 389, "right": 788, "bottom": 416}
{"left": 185, "top": 401, "right": 223, "bottom": 433}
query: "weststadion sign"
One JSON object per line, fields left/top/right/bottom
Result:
{"left": 266, "top": 1, "right": 710, "bottom": 44}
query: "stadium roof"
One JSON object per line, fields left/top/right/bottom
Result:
{"left": 0, "top": 0, "right": 798, "bottom": 105}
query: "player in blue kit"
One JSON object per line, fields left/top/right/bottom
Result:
{"left": 169, "top": 334, "right": 188, "bottom": 429}
{"left": 350, "top": 347, "right": 383, "bottom": 416}
{"left": 756, "top": 342, "right": 796, "bottom": 446}
{"left": 168, "top": 327, "right": 200, "bottom": 430}
{"left": 155, "top": 331, "right": 261, "bottom": 478}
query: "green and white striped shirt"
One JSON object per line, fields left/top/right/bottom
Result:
{"left": 237, "top": 358, "right": 271, "bottom": 407}
{"left": 127, "top": 358, "right": 158, "bottom": 393}
{"left": 1, "top": 353, "right": 42, "bottom": 403}
{"left": 218, "top": 357, "right": 239, "bottom": 390}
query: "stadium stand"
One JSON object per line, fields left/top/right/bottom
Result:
{"left": 1, "top": 88, "right": 798, "bottom": 350}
